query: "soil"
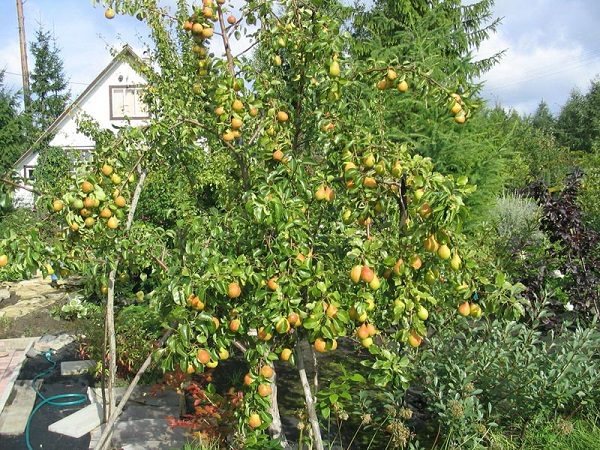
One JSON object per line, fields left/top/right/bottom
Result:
{"left": 0, "top": 297, "right": 85, "bottom": 340}
{"left": 3, "top": 343, "right": 94, "bottom": 450}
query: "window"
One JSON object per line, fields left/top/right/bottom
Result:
{"left": 23, "top": 165, "right": 35, "bottom": 181}
{"left": 109, "top": 85, "right": 149, "bottom": 119}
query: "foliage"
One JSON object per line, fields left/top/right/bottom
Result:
{"left": 554, "top": 78, "right": 600, "bottom": 153}
{"left": 82, "top": 304, "right": 162, "bottom": 378}
{"left": 488, "top": 411, "right": 600, "bottom": 450}
{"left": 524, "top": 171, "right": 600, "bottom": 316}
{"left": 29, "top": 25, "right": 70, "bottom": 131}
{"left": 34, "top": 146, "right": 74, "bottom": 198}
{"left": 2, "top": 0, "right": 491, "bottom": 447}
{"left": 53, "top": 294, "right": 101, "bottom": 320}
{"left": 417, "top": 303, "right": 600, "bottom": 449}
{"left": 0, "top": 71, "right": 30, "bottom": 176}
{"left": 578, "top": 150, "right": 600, "bottom": 234}
{"left": 0, "top": 208, "right": 60, "bottom": 282}
{"left": 353, "top": 0, "right": 503, "bottom": 82}
{"left": 530, "top": 100, "right": 555, "bottom": 134}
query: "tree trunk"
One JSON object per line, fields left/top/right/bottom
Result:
{"left": 296, "top": 340, "right": 324, "bottom": 450}
{"left": 268, "top": 369, "right": 289, "bottom": 448}
{"left": 100, "top": 170, "right": 147, "bottom": 449}
{"left": 94, "top": 329, "right": 172, "bottom": 450}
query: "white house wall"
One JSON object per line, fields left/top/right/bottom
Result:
{"left": 49, "top": 59, "right": 148, "bottom": 148}
{"left": 13, "top": 53, "right": 148, "bottom": 208}
{"left": 13, "top": 152, "right": 39, "bottom": 207}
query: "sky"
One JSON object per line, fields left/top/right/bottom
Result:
{"left": 1, "top": 1, "right": 600, "bottom": 116}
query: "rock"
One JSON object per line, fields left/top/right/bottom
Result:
{"left": 34, "top": 333, "right": 75, "bottom": 352}
{"left": 60, "top": 360, "right": 96, "bottom": 376}
{"left": 0, "top": 289, "right": 10, "bottom": 301}
{"left": 48, "top": 402, "right": 101, "bottom": 438}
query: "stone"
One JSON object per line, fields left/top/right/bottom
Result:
{"left": 0, "top": 380, "right": 41, "bottom": 435}
{"left": 34, "top": 333, "right": 75, "bottom": 352}
{"left": 0, "top": 289, "right": 10, "bottom": 301}
{"left": 48, "top": 402, "right": 102, "bottom": 438}
{"left": 60, "top": 359, "right": 96, "bottom": 376}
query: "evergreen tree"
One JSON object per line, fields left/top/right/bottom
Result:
{"left": 531, "top": 100, "right": 555, "bottom": 134}
{"left": 555, "top": 89, "right": 590, "bottom": 152}
{"left": 29, "top": 26, "right": 70, "bottom": 131}
{"left": 0, "top": 71, "right": 29, "bottom": 175}
{"left": 352, "top": 0, "right": 503, "bottom": 85}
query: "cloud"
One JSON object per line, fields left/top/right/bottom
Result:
{"left": 477, "top": 0, "right": 600, "bottom": 115}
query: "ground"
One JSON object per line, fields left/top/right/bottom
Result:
{"left": 0, "top": 276, "right": 86, "bottom": 339}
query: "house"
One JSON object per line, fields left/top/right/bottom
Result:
{"left": 13, "top": 45, "right": 149, "bottom": 207}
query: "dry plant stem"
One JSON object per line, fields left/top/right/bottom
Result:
{"left": 94, "top": 329, "right": 173, "bottom": 450}
{"left": 217, "top": 4, "right": 235, "bottom": 74}
{"left": 297, "top": 340, "right": 324, "bottom": 450}
{"left": 100, "top": 169, "right": 147, "bottom": 450}
{"left": 312, "top": 345, "right": 319, "bottom": 393}
{"left": 269, "top": 370, "right": 289, "bottom": 448}
{"left": 0, "top": 178, "right": 42, "bottom": 195}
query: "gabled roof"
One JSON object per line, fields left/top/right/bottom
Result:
{"left": 13, "top": 45, "right": 147, "bottom": 168}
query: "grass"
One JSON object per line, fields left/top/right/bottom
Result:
{"left": 488, "top": 413, "right": 600, "bottom": 450}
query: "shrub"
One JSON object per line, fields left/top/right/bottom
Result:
{"left": 82, "top": 304, "right": 163, "bottom": 379}
{"left": 578, "top": 150, "right": 600, "bottom": 234}
{"left": 525, "top": 171, "right": 600, "bottom": 315}
{"left": 416, "top": 302, "right": 600, "bottom": 449}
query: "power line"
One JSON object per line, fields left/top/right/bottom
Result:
{"left": 2, "top": 69, "right": 90, "bottom": 86}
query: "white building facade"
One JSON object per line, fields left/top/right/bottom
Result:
{"left": 13, "top": 46, "right": 148, "bottom": 207}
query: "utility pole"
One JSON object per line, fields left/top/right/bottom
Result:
{"left": 16, "top": 0, "right": 31, "bottom": 107}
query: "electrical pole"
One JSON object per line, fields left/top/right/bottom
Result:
{"left": 16, "top": 0, "right": 31, "bottom": 107}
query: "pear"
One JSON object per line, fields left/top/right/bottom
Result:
{"left": 329, "top": 60, "right": 340, "bottom": 77}
{"left": 437, "top": 244, "right": 451, "bottom": 260}
{"left": 450, "top": 253, "right": 462, "bottom": 271}
{"left": 350, "top": 265, "right": 362, "bottom": 283}
{"left": 458, "top": 302, "right": 471, "bottom": 317}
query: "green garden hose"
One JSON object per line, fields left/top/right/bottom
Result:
{"left": 24, "top": 351, "right": 88, "bottom": 450}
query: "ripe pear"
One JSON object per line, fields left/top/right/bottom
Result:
{"left": 357, "top": 324, "right": 370, "bottom": 339}
{"left": 362, "top": 154, "right": 375, "bottom": 168}
{"left": 417, "top": 306, "right": 429, "bottom": 321}
{"left": 458, "top": 301, "right": 471, "bottom": 317}
{"left": 350, "top": 265, "right": 362, "bottom": 283}
{"left": 360, "top": 265, "right": 375, "bottom": 283}
{"left": 274, "top": 55, "right": 282, "bottom": 66}
{"left": 232, "top": 99, "right": 244, "bottom": 112}
{"left": 454, "top": 112, "right": 466, "bottom": 124}
{"left": 363, "top": 177, "right": 377, "bottom": 189}
{"left": 329, "top": 60, "right": 341, "bottom": 77}
{"left": 398, "top": 80, "right": 409, "bottom": 92}
{"left": 470, "top": 303, "right": 482, "bottom": 318}
{"left": 410, "top": 255, "right": 422, "bottom": 270}
{"left": 414, "top": 188, "right": 425, "bottom": 201}
{"left": 437, "top": 244, "right": 451, "bottom": 260}
{"left": 315, "top": 186, "right": 327, "bottom": 201}
{"left": 276, "top": 111, "right": 289, "bottom": 122}
{"left": 408, "top": 331, "right": 422, "bottom": 348}
{"left": 391, "top": 161, "right": 402, "bottom": 177}
{"left": 369, "top": 275, "right": 381, "bottom": 290}
{"left": 450, "top": 253, "right": 462, "bottom": 271}
{"left": 361, "top": 337, "right": 373, "bottom": 348}
{"left": 393, "top": 258, "right": 404, "bottom": 275}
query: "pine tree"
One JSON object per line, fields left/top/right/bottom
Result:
{"left": 555, "top": 89, "right": 590, "bottom": 152}
{"left": 0, "top": 71, "right": 29, "bottom": 175}
{"left": 352, "top": 0, "right": 504, "bottom": 84}
{"left": 29, "top": 26, "right": 70, "bottom": 131}
{"left": 531, "top": 100, "right": 555, "bottom": 134}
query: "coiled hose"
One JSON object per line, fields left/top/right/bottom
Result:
{"left": 24, "top": 351, "right": 88, "bottom": 450}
